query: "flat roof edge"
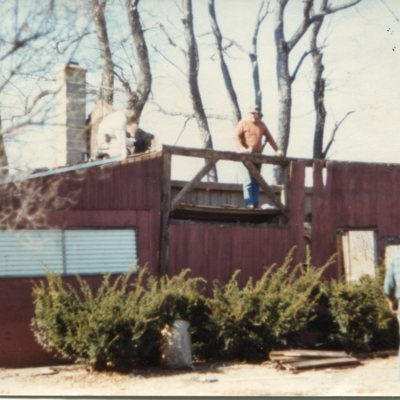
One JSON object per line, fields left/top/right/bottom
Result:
{"left": 0, "top": 150, "right": 162, "bottom": 184}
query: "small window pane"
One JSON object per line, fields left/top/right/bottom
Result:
{"left": 0, "top": 230, "right": 63, "bottom": 277}
{"left": 64, "top": 229, "right": 137, "bottom": 274}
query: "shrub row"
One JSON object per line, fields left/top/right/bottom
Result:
{"left": 31, "top": 251, "right": 398, "bottom": 370}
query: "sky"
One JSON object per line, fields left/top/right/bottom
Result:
{"left": 139, "top": 0, "right": 400, "bottom": 181}
{"left": 5, "top": 0, "right": 400, "bottom": 182}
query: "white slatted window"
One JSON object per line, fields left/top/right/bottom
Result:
{"left": 0, "top": 230, "right": 63, "bottom": 277}
{"left": 64, "top": 229, "right": 137, "bottom": 274}
{"left": 0, "top": 228, "right": 137, "bottom": 277}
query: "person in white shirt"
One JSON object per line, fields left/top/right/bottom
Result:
{"left": 96, "top": 111, "right": 131, "bottom": 159}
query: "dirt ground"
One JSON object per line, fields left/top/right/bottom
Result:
{"left": 0, "top": 355, "right": 400, "bottom": 396}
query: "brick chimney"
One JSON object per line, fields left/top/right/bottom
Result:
{"left": 55, "top": 62, "right": 87, "bottom": 167}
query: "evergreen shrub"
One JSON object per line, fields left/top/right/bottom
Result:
{"left": 207, "top": 248, "right": 330, "bottom": 361}
{"left": 326, "top": 271, "right": 398, "bottom": 353}
{"left": 31, "top": 268, "right": 211, "bottom": 370}
{"left": 32, "top": 270, "right": 159, "bottom": 370}
{"left": 142, "top": 269, "right": 212, "bottom": 360}
{"left": 31, "top": 253, "right": 398, "bottom": 370}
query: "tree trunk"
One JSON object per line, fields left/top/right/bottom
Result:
{"left": 250, "top": 0, "right": 270, "bottom": 110}
{"left": 0, "top": 117, "right": 8, "bottom": 178}
{"left": 89, "top": 0, "right": 114, "bottom": 105}
{"left": 208, "top": 0, "right": 241, "bottom": 125}
{"left": 183, "top": 0, "right": 217, "bottom": 182}
{"left": 274, "top": 0, "right": 292, "bottom": 155}
{"left": 273, "top": 0, "right": 361, "bottom": 169}
{"left": 126, "top": 0, "right": 152, "bottom": 121}
{"left": 311, "top": 12, "right": 326, "bottom": 159}
{"left": 274, "top": 0, "right": 291, "bottom": 183}
{"left": 250, "top": 43, "right": 262, "bottom": 111}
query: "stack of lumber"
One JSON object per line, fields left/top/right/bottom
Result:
{"left": 269, "top": 349, "right": 361, "bottom": 372}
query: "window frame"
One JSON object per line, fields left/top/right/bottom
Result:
{"left": 0, "top": 227, "right": 138, "bottom": 278}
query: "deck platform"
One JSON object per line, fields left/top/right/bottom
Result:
{"left": 170, "top": 203, "right": 282, "bottom": 223}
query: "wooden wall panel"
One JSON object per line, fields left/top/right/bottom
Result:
{"left": 312, "top": 162, "right": 400, "bottom": 278}
{"left": 168, "top": 161, "right": 307, "bottom": 287}
{"left": 0, "top": 276, "right": 104, "bottom": 367}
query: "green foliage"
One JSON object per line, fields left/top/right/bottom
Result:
{"left": 141, "top": 269, "right": 212, "bottom": 360}
{"left": 326, "top": 271, "right": 398, "bottom": 353}
{"left": 31, "top": 271, "right": 82, "bottom": 360}
{"left": 31, "top": 253, "right": 398, "bottom": 370}
{"left": 32, "top": 269, "right": 165, "bottom": 370}
{"left": 207, "top": 248, "right": 329, "bottom": 361}
{"left": 31, "top": 268, "right": 211, "bottom": 370}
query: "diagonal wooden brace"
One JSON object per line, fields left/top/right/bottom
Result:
{"left": 171, "top": 158, "right": 217, "bottom": 211}
{"left": 242, "top": 159, "right": 288, "bottom": 216}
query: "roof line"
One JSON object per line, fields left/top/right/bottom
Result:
{"left": 0, "top": 151, "right": 162, "bottom": 184}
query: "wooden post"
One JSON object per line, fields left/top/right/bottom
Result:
{"left": 171, "top": 158, "right": 217, "bottom": 211}
{"left": 159, "top": 149, "right": 172, "bottom": 276}
{"left": 242, "top": 159, "right": 288, "bottom": 215}
{"left": 281, "top": 162, "right": 291, "bottom": 224}
{"left": 280, "top": 162, "right": 289, "bottom": 207}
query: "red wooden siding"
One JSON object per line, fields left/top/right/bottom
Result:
{"left": 0, "top": 276, "right": 107, "bottom": 367}
{"left": 2, "top": 153, "right": 400, "bottom": 368}
{"left": 0, "top": 157, "right": 163, "bottom": 367}
{"left": 167, "top": 161, "right": 307, "bottom": 286}
{"left": 312, "top": 162, "right": 400, "bottom": 278}
{"left": 0, "top": 156, "right": 163, "bottom": 273}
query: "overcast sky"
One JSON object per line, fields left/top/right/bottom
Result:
{"left": 137, "top": 0, "right": 400, "bottom": 180}
{"left": 6, "top": 0, "right": 400, "bottom": 181}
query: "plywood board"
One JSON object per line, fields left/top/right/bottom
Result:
{"left": 341, "top": 230, "right": 377, "bottom": 281}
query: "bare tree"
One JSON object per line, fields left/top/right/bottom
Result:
{"left": 124, "top": 0, "right": 152, "bottom": 121}
{"left": 0, "top": 0, "right": 58, "bottom": 174}
{"left": 274, "top": 0, "right": 361, "bottom": 180}
{"left": 208, "top": 0, "right": 241, "bottom": 124}
{"left": 89, "top": 0, "right": 114, "bottom": 104}
{"left": 216, "top": 0, "right": 271, "bottom": 116}
{"left": 0, "top": 116, "right": 6, "bottom": 174}
{"left": 249, "top": 0, "right": 271, "bottom": 111}
{"left": 183, "top": 0, "right": 218, "bottom": 182}
{"left": 310, "top": 0, "right": 327, "bottom": 159}
{"left": 321, "top": 110, "right": 354, "bottom": 159}
{"left": 310, "top": 0, "right": 356, "bottom": 159}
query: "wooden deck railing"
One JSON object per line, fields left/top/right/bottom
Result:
{"left": 158, "top": 145, "right": 303, "bottom": 274}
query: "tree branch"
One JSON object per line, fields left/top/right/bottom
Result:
{"left": 151, "top": 44, "right": 186, "bottom": 75}
{"left": 158, "top": 22, "right": 186, "bottom": 54}
{"left": 250, "top": 0, "right": 271, "bottom": 109}
{"left": 290, "top": 49, "right": 314, "bottom": 82}
{"left": 89, "top": 0, "right": 114, "bottom": 104}
{"left": 287, "top": 0, "right": 313, "bottom": 52}
{"left": 114, "top": 67, "right": 134, "bottom": 100}
{"left": 325, "top": 0, "right": 362, "bottom": 15}
{"left": 322, "top": 111, "right": 355, "bottom": 158}
{"left": 125, "top": 0, "right": 152, "bottom": 119}
{"left": 173, "top": 116, "right": 192, "bottom": 145}
{"left": 208, "top": 0, "right": 241, "bottom": 123}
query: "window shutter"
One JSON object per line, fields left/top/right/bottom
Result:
{"left": 0, "top": 230, "right": 63, "bottom": 277}
{"left": 64, "top": 229, "right": 137, "bottom": 274}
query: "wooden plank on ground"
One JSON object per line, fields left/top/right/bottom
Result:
{"left": 281, "top": 357, "right": 360, "bottom": 371}
{"left": 354, "top": 350, "right": 398, "bottom": 359}
{"left": 269, "top": 349, "right": 349, "bottom": 360}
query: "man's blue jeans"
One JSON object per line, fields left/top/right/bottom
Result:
{"left": 239, "top": 162, "right": 261, "bottom": 207}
